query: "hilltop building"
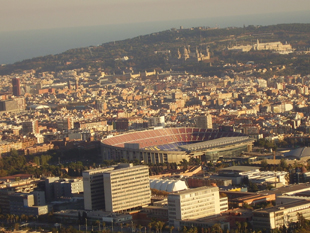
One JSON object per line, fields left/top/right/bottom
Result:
{"left": 228, "top": 39, "right": 293, "bottom": 53}
{"left": 177, "top": 46, "right": 210, "bottom": 62}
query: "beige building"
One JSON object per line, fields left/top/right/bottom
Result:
{"left": 253, "top": 200, "right": 310, "bottom": 231}
{"left": 83, "top": 164, "right": 151, "bottom": 212}
{"left": 196, "top": 115, "right": 213, "bottom": 129}
{"left": 167, "top": 186, "right": 220, "bottom": 227}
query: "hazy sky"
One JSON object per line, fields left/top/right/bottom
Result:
{"left": 1, "top": 0, "right": 309, "bottom": 32}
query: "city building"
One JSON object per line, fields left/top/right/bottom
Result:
{"left": 148, "top": 116, "right": 165, "bottom": 127}
{"left": 196, "top": 115, "right": 213, "bottom": 129}
{"left": 9, "top": 193, "right": 48, "bottom": 216}
{"left": 0, "top": 98, "right": 25, "bottom": 113}
{"left": 53, "top": 178, "right": 84, "bottom": 199}
{"left": 167, "top": 186, "right": 221, "bottom": 227}
{"left": 252, "top": 200, "right": 310, "bottom": 231}
{"left": 57, "top": 117, "right": 74, "bottom": 131}
{"left": 22, "top": 120, "right": 39, "bottom": 135}
{"left": 83, "top": 163, "right": 151, "bottom": 212}
{"left": 12, "top": 77, "right": 21, "bottom": 96}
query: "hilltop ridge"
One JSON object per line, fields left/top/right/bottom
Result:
{"left": 1, "top": 23, "right": 310, "bottom": 76}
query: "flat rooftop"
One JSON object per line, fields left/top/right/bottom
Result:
{"left": 169, "top": 186, "right": 218, "bottom": 196}
{"left": 179, "top": 136, "right": 253, "bottom": 152}
{"left": 219, "top": 166, "right": 261, "bottom": 172}
{"left": 259, "top": 183, "right": 310, "bottom": 196}
{"left": 254, "top": 200, "right": 310, "bottom": 213}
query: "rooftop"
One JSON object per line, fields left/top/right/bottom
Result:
{"left": 179, "top": 136, "right": 253, "bottom": 152}
{"left": 253, "top": 200, "right": 310, "bottom": 213}
{"left": 169, "top": 186, "right": 218, "bottom": 196}
{"left": 219, "top": 166, "right": 261, "bottom": 172}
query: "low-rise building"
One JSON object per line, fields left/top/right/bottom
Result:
{"left": 253, "top": 200, "right": 310, "bottom": 230}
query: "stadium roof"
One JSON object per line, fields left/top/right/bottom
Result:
{"left": 178, "top": 136, "right": 253, "bottom": 152}
{"left": 284, "top": 147, "right": 310, "bottom": 160}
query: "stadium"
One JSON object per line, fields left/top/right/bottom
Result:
{"left": 101, "top": 127, "right": 254, "bottom": 164}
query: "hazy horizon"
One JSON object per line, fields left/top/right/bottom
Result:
{"left": 1, "top": 10, "right": 310, "bottom": 65}
{"left": 1, "top": 0, "right": 310, "bottom": 32}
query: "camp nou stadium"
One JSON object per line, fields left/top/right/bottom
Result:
{"left": 101, "top": 127, "right": 254, "bottom": 164}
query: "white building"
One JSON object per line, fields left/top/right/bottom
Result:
{"left": 167, "top": 186, "right": 220, "bottom": 227}
{"left": 150, "top": 179, "right": 188, "bottom": 192}
{"left": 83, "top": 164, "right": 151, "bottom": 212}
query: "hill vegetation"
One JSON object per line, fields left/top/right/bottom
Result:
{"left": 1, "top": 23, "right": 310, "bottom": 76}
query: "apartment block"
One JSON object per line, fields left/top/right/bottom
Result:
{"left": 83, "top": 163, "right": 151, "bottom": 212}
{"left": 168, "top": 186, "right": 220, "bottom": 227}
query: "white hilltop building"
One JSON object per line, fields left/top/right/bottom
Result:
{"left": 228, "top": 39, "right": 294, "bottom": 54}
{"left": 150, "top": 179, "right": 188, "bottom": 192}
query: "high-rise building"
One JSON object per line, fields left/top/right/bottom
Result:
{"left": 168, "top": 186, "right": 220, "bottom": 227}
{"left": 12, "top": 77, "right": 21, "bottom": 96}
{"left": 148, "top": 116, "right": 165, "bottom": 127}
{"left": 95, "top": 100, "right": 107, "bottom": 111}
{"left": 196, "top": 114, "right": 213, "bottom": 129}
{"left": 22, "top": 120, "right": 39, "bottom": 135}
{"left": 75, "top": 77, "right": 79, "bottom": 89}
{"left": 57, "top": 117, "right": 74, "bottom": 131}
{"left": 83, "top": 163, "right": 151, "bottom": 212}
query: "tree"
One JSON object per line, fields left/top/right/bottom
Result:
{"left": 14, "top": 223, "right": 20, "bottom": 231}
{"left": 148, "top": 222, "right": 153, "bottom": 233}
{"left": 280, "top": 158, "right": 288, "bottom": 170}
{"left": 180, "top": 159, "right": 188, "bottom": 171}
{"left": 235, "top": 222, "right": 241, "bottom": 233}
{"left": 261, "top": 159, "right": 268, "bottom": 170}
{"left": 211, "top": 223, "right": 222, "bottom": 233}
{"left": 158, "top": 221, "right": 164, "bottom": 233}
{"left": 242, "top": 222, "right": 248, "bottom": 232}
{"left": 248, "top": 181, "right": 259, "bottom": 192}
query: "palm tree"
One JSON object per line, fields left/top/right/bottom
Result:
{"left": 242, "top": 222, "right": 248, "bottom": 233}
{"left": 16, "top": 215, "right": 20, "bottom": 223}
{"left": 155, "top": 222, "right": 160, "bottom": 233}
{"left": 169, "top": 226, "right": 174, "bottom": 233}
{"left": 235, "top": 222, "right": 241, "bottom": 233}
{"left": 158, "top": 221, "right": 164, "bottom": 233}
{"left": 6, "top": 214, "right": 10, "bottom": 224}
{"left": 94, "top": 220, "right": 100, "bottom": 231}
{"left": 148, "top": 222, "right": 153, "bottom": 233}
{"left": 211, "top": 223, "right": 222, "bottom": 233}
{"left": 138, "top": 225, "right": 143, "bottom": 233}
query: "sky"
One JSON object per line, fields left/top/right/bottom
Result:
{"left": 1, "top": 0, "right": 310, "bottom": 32}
